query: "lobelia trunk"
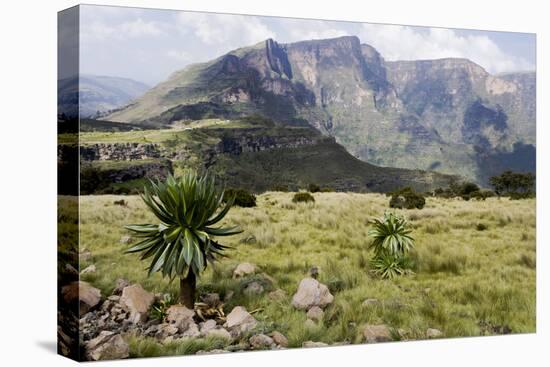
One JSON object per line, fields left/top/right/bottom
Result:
{"left": 179, "top": 269, "right": 196, "bottom": 309}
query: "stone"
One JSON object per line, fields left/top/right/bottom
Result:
{"left": 120, "top": 284, "right": 155, "bottom": 324}
{"left": 200, "top": 293, "right": 221, "bottom": 307}
{"left": 306, "top": 306, "right": 324, "bottom": 322}
{"left": 157, "top": 323, "right": 179, "bottom": 337}
{"left": 426, "top": 328, "right": 443, "bottom": 338}
{"left": 196, "top": 349, "right": 230, "bottom": 355}
{"left": 302, "top": 341, "right": 328, "bottom": 348}
{"left": 61, "top": 281, "right": 101, "bottom": 316}
{"left": 119, "top": 235, "right": 132, "bottom": 244}
{"left": 233, "top": 262, "right": 257, "bottom": 278}
{"left": 268, "top": 289, "right": 287, "bottom": 301}
{"left": 205, "top": 328, "right": 232, "bottom": 340}
{"left": 79, "top": 250, "right": 92, "bottom": 262}
{"left": 271, "top": 331, "right": 288, "bottom": 348}
{"left": 182, "top": 321, "right": 201, "bottom": 338}
{"left": 81, "top": 264, "right": 96, "bottom": 274}
{"left": 65, "top": 263, "right": 79, "bottom": 276}
{"left": 362, "top": 298, "right": 380, "bottom": 307}
{"left": 112, "top": 278, "right": 130, "bottom": 295}
{"left": 200, "top": 319, "right": 218, "bottom": 335}
{"left": 243, "top": 281, "right": 264, "bottom": 296}
{"left": 249, "top": 334, "right": 275, "bottom": 349}
{"left": 291, "top": 278, "right": 334, "bottom": 310}
{"left": 363, "top": 324, "right": 392, "bottom": 343}
{"left": 224, "top": 306, "right": 258, "bottom": 336}
{"left": 85, "top": 331, "right": 129, "bottom": 361}
{"left": 166, "top": 305, "right": 195, "bottom": 332}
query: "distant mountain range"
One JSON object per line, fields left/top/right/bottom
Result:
{"left": 101, "top": 36, "right": 535, "bottom": 184}
{"left": 58, "top": 75, "right": 149, "bottom": 118}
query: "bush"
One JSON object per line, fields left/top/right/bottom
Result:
{"left": 468, "top": 190, "right": 496, "bottom": 201}
{"left": 292, "top": 192, "right": 315, "bottom": 203}
{"left": 224, "top": 188, "right": 257, "bottom": 207}
{"left": 476, "top": 223, "right": 489, "bottom": 231}
{"left": 509, "top": 192, "right": 535, "bottom": 200}
{"left": 271, "top": 185, "right": 289, "bottom": 192}
{"left": 307, "top": 183, "right": 321, "bottom": 193}
{"left": 389, "top": 187, "right": 425, "bottom": 209}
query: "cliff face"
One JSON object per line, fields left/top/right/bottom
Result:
{"left": 104, "top": 36, "right": 535, "bottom": 184}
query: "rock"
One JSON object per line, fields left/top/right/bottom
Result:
{"left": 362, "top": 298, "right": 380, "bottom": 307}
{"left": 233, "top": 262, "right": 257, "bottom": 278}
{"left": 291, "top": 278, "right": 334, "bottom": 310}
{"left": 85, "top": 331, "right": 129, "bottom": 361}
{"left": 304, "top": 319, "right": 317, "bottom": 329}
{"left": 200, "top": 319, "right": 218, "bottom": 335}
{"left": 196, "top": 349, "right": 230, "bottom": 355}
{"left": 268, "top": 289, "right": 287, "bottom": 301}
{"left": 112, "top": 278, "right": 130, "bottom": 296}
{"left": 205, "top": 328, "right": 232, "bottom": 340}
{"left": 157, "top": 323, "right": 179, "bottom": 337}
{"left": 182, "top": 321, "right": 201, "bottom": 338}
{"left": 243, "top": 281, "right": 264, "bottom": 296}
{"left": 119, "top": 235, "right": 132, "bottom": 244}
{"left": 303, "top": 341, "right": 328, "bottom": 348}
{"left": 65, "top": 263, "right": 79, "bottom": 276}
{"left": 239, "top": 235, "right": 257, "bottom": 244}
{"left": 120, "top": 284, "right": 155, "bottom": 323}
{"left": 166, "top": 305, "right": 195, "bottom": 332}
{"left": 363, "top": 324, "right": 392, "bottom": 343}
{"left": 81, "top": 264, "right": 96, "bottom": 274}
{"left": 61, "top": 281, "right": 101, "bottom": 316}
{"left": 224, "top": 306, "right": 257, "bottom": 336}
{"left": 306, "top": 306, "right": 324, "bottom": 322}
{"left": 200, "top": 293, "right": 221, "bottom": 307}
{"left": 249, "top": 334, "right": 275, "bottom": 349}
{"left": 271, "top": 331, "right": 288, "bottom": 348}
{"left": 426, "top": 328, "right": 443, "bottom": 338}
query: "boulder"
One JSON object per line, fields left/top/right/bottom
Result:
{"left": 84, "top": 331, "right": 129, "bottom": 361}
{"left": 61, "top": 281, "right": 101, "bottom": 316}
{"left": 426, "top": 328, "right": 443, "bottom": 338}
{"left": 303, "top": 341, "right": 328, "bottom": 348}
{"left": 120, "top": 284, "right": 155, "bottom": 323}
{"left": 291, "top": 278, "right": 334, "bottom": 310}
{"left": 243, "top": 281, "right": 264, "bottom": 296}
{"left": 157, "top": 323, "right": 179, "bottom": 338}
{"left": 233, "top": 262, "right": 257, "bottom": 278}
{"left": 363, "top": 324, "right": 392, "bottom": 343}
{"left": 182, "top": 321, "right": 201, "bottom": 338}
{"left": 64, "top": 263, "right": 79, "bottom": 276}
{"left": 166, "top": 305, "right": 195, "bottom": 332}
{"left": 112, "top": 278, "right": 130, "bottom": 296}
{"left": 81, "top": 265, "right": 96, "bottom": 274}
{"left": 271, "top": 331, "right": 288, "bottom": 348}
{"left": 224, "top": 306, "right": 257, "bottom": 336}
{"left": 249, "top": 334, "right": 275, "bottom": 349}
{"left": 196, "top": 349, "right": 230, "bottom": 355}
{"left": 200, "top": 319, "right": 218, "bottom": 335}
{"left": 205, "top": 327, "right": 232, "bottom": 340}
{"left": 306, "top": 306, "right": 324, "bottom": 322}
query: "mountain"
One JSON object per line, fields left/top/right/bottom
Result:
{"left": 58, "top": 75, "right": 150, "bottom": 118}
{"left": 105, "top": 36, "right": 535, "bottom": 184}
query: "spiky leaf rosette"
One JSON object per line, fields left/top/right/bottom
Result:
{"left": 124, "top": 172, "right": 242, "bottom": 280}
{"left": 368, "top": 211, "right": 415, "bottom": 257}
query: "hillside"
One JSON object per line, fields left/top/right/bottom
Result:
{"left": 104, "top": 36, "right": 535, "bottom": 184}
{"left": 58, "top": 74, "right": 150, "bottom": 118}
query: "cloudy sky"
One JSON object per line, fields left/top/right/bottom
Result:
{"left": 74, "top": 5, "right": 536, "bottom": 86}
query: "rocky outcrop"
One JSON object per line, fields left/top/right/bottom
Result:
{"left": 119, "top": 284, "right": 155, "bottom": 323}
{"left": 80, "top": 143, "right": 161, "bottom": 161}
{"left": 218, "top": 133, "right": 317, "bottom": 155}
{"left": 84, "top": 331, "right": 129, "bottom": 361}
{"left": 223, "top": 306, "right": 258, "bottom": 337}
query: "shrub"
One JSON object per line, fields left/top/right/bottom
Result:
{"left": 224, "top": 188, "right": 257, "bottom": 207}
{"left": 307, "top": 183, "right": 321, "bottom": 193}
{"left": 292, "top": 192, "right": 315, "bottom": 203}
{"left": 389, "top": 187, "right": 426, "bottom": 209}
{"left": 476, "top": 223, "right": 489, "bottom": 231}
{"left": 468, "top": 190, "right": 495, "bottom": 201}
{"left": 271, "top": 185, "right": 289, "bottom": 192}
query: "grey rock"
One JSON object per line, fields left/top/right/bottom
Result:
{"left": 306, "top": 306, "right": 324, "bottom": 322}
{"left": 363, "top": 324, "right": 392, "bottom": 343}
{"left": 271, "top": 331, "right": 288, "bottom": 348}
{"left": 166, "top": 305, "right": 195, "bottom": 332}
{"left": 81, "top": 264, "right": 96, "bottom": 274}
{"left": 112, "top": 278, "right": 130, "bottom": 295}
{"left": 61, "top": 281, "right": 101, "bottom": 317}
{"left": 200, "top": 319, "right": 218, "bottom": 335}
{"left": 224, "top": 306, "right": 257, "bottom": 336}
{"left": 302, "top": 341, "right": 328, "bottom": 348}
{"left": 120, "top": 284, "right": 155, "bottom": 324}
{"left": 426, "top": 328, "right": 443, "bottom": 338}
{"left": 84, "top": 331, "right": 129, "bottom": 361}
{"left": 200, "top": 293, "right": 221, "bottom": 307}
{"left": 291, "top": 278, "right": 334, "bottom": 310}
{"left": 243, "top": 281, "right": 265, "bottom": 296}
{"left": 249, "top": 334, "right": 275, "bottom": 349}
{"left": 204, "top": 327, "right": 232, "bottom": 340}
{"left": 233, "top": 262, "right": 257, "bottom": 278}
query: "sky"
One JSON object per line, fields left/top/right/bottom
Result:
{"left": 72, "top": 5, "right": 536, "bottom": 86}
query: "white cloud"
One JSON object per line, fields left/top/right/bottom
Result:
{"left": 166, "top": 49, "right": 190, "bottom": 62}
{"left": 358, "top": 24, "right": 534, "bottom": 73}
{"left": 281, "top": 19, "right": 350, "bottom": 42}
{"left": 176, "top": 13, "right": 275, "bottom": 50}
{"left": 81, "top": 18, "right": 164, "bottom": 42}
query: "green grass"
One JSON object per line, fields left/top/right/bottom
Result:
{"left": 74, "top": 193, "right": 535, "bottom": 356}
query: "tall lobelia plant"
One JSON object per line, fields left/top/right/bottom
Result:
{"left": 124, "top": 172, "right": 242, "bottom": 309}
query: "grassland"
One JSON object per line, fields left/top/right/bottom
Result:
{"left": 76, "top": 193, "right": 535, "bottom": 356}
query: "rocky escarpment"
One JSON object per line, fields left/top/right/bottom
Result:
{"left": 80, "top": 143, "right": 161, "bottom": 161}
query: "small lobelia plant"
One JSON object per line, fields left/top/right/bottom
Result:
{"left": 367, "top": 211, "right": 415, "bottom": 279}
{"left": 124, "top": 172, "right": 242, "bottom": 309}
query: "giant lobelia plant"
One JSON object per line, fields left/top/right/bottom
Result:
{"left": 124, "top": 172, "right": 241, "bottom": 309}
